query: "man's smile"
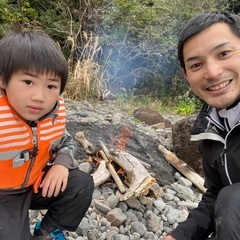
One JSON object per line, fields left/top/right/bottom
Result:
{"left": 207, "top": 80, "right": 232, "bottom": 91}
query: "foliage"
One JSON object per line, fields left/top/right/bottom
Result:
{"left": 96, "top": 0, "right": 226, "bottom": 97}
{"left": 174, "top": 91, "right": 203, "bottom": 116}
{"left": 0, "top": 0, "right": 100, "bottom": 58}
{"left": 113, "top": 91, "right": 203, "bottom": 118}
{"left": 114, "top": 93, "right": 161, "bottom": 116}
{"left": 0, "top": 0, "right": 232, "bottom": 106}
{"left": 219, "top": 0, "right": 240, "bottom": 12}
{"left": 64, "top": 32, "right": 108, "bottom": 100}
{"left": 0, "top": 0, "right": 38, "bottom": 37}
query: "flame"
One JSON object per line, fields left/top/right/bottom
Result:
{"left": 88, "top": 153, "right": 103, "bottom": 168}
{"left": 116, "top": 166, "right": 126, "bottom": 181}
{"left": 116, "top": 125, "right": 133, "bottom": 151}
{"left": 116, "top": 167, "right": 124, "bottom": 175}
{"left": 87, "top": 156, "right": 92, "bottom": 162}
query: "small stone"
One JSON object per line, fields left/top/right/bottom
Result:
{"left": 106, "top": 208, "right": 127, "bottom": 227}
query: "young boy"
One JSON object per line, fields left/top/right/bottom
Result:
{"left": 0, "top": 30, "right": 94, "bottom": 239}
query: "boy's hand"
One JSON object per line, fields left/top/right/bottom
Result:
{"left": 40, "top": 165, "right": 69, "bottom": 197}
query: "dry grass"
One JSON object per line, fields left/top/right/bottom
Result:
{"left": 64, "top": 32, "right": 105, "bottom": 100}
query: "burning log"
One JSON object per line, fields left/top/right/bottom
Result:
{"left": 98, "top": 150, "right": 126, "bottom": 193}
{"left": 75, "top": 131, "right": 160, "bottom": 201}
{"left": 91, "top": 160, "right": 111, "bottom": 187}
{"left": 75, "top": 132, "right": 124, "bottom": 190}
{"left": 99, "top": 140, "right": 157, "bottom": 201}
{"left": 110, "top": 150, "right": 157, "bottom": 201}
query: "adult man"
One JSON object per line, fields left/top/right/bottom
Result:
{"left": 164, "top": 11, "right": 240, "bottom": 240}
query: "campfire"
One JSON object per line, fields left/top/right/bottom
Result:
{"left": 75, "top": 131, "right": 163, "bottom": 201}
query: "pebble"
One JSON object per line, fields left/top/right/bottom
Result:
{"left": 30, "top": 100, "right": 202, "bottom": 239}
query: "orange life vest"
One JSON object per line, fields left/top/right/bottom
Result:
{"left": 0, "top": 91, "right": 66, "bottom": 191}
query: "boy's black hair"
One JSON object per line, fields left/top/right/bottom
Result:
{"left": 178, "top": 11, "right": 240, "bottom": 72}
{"left": 0, "top": 30, "right": 68, "bottom": 94}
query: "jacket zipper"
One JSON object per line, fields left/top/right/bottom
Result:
{"left": 222, "top": 123, "right": 240, "bottom": 185}
{"left": 220, "top": 149, "right": 226, "bottom": 166}
{"left": 22, "top": 126, "right": 38, "bottom": 187}
{"left": 221, "top": 148, "right": 232, "bottom": 184}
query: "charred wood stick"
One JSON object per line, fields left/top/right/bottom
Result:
{"left": 75, "top": 132, "right": 99, "bottom": 156}
{"left": 98, "top": 150, "right": 126, "bottom": 193}
{"left": 158, "top": 145, "right": 206, "bottom": 193}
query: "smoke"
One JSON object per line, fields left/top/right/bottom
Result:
{"left": 99, "top": 39, "right": 179, "bottom": 96}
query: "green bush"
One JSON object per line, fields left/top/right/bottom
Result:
{"left": 96, "top": 0, "right": 226, "bottom": 97}
{"left": 0, "top": 0, "right": 231, "bottom": 101}
{"left": 174, "top": 91, "right": 203, "bottom": 116}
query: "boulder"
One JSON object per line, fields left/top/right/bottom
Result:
{"left": 133, "top": 106, "right": 171, "bottom": 127}
{"left": 172, "top": 114, "right": 203, "bottom": 176}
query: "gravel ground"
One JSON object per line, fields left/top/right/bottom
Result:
{"left": 30, "top": 99, "right": 201, "bottom": 240}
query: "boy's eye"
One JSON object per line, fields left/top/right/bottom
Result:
{"left": 23, "top": 80, "right": 33, "bottom": 85}
{"left": 48, "top": 85, "right": 57, "bottom": 89}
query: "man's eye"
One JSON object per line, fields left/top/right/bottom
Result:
{"left": 219, "top": 51, "right": 230, "bottom": 57}
{"left": 191, "top": 63, "right": 202, "bottom": 69}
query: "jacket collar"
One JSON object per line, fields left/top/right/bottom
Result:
{"left": 191, "top": 99, "right": 240, "bottom": 142}
{"left": 191, "top": 104, "right": 224, "bottom": 142}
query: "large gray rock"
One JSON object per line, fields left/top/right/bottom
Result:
{"left": 171, "top": 114, "right": 203, "bottom": 176}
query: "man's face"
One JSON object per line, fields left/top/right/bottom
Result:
{"left": 183, "top": 23, "right": 240, "bottom": 109}
{"left": 0, "top": 70, "right": 61, "bottom": 121}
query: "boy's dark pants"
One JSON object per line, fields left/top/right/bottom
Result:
{"left": 0, "top": 169, "right": 94, "bottom": 240}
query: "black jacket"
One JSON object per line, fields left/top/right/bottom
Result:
{"left": 170, "top": 103, "right": 240, "bottom": 240}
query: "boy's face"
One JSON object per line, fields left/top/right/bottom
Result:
{"left": 183, "top": 23, "right": 240, "bottom": 109}
{"left": 0, "top": 70, "right": 61, "bottom": 122}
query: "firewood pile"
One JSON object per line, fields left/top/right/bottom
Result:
{"left": 75, "top": 131, "right": 163, "bottom": 201}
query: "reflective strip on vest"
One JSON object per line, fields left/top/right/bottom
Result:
{"left": 0, "top": 149, "right": 28, "bottom": 160}
{"left": 0, "top": 108, "right": 31, "bottom": 151}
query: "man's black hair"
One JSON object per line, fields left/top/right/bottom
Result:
{"left": 178, "top": 11, "right": 240, "bottom": 72}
